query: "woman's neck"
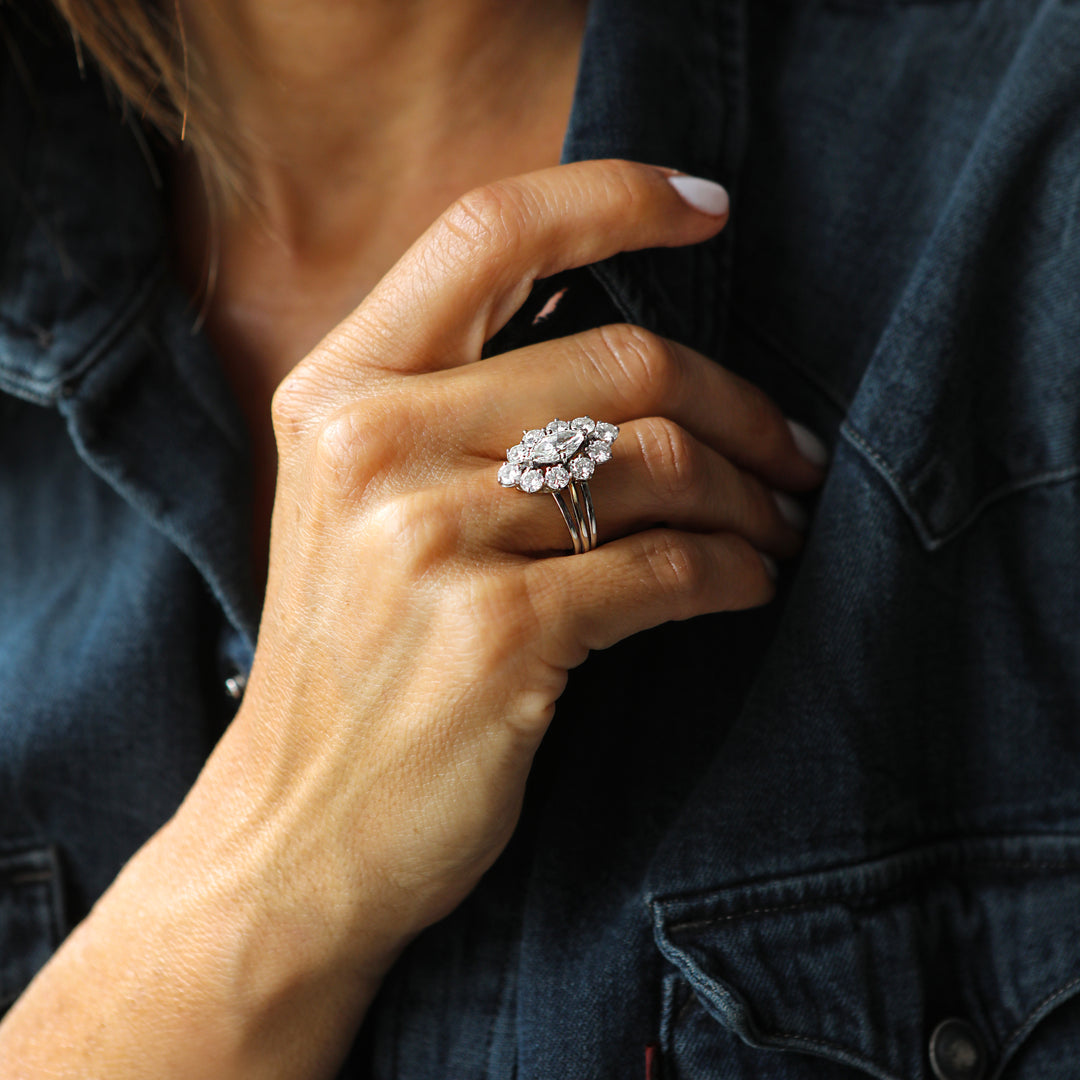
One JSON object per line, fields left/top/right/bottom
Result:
{"left": 178, "top": 0, "right": 589, "bottom": 250}
{"left": 169, "top": 0, "right": 589, "bottom": 597}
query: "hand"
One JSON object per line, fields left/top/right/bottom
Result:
{"left": 180, "top": 160, "right": 824, "bottom": 963}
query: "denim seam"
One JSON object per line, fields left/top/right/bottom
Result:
{"left": 991, "top": 974, "right": 1080, "bottom": 1080}
{"left": 665, "top": 861, "right": 1080, "bottom": 936}
{"left": 730, "top": 306, "right": 853, "bottom": 417}
{"left": 754, "top": 1031, "right": 903, "bottom": 1080}
{"left": 842, "top": 421, "right": 1080, "bottom": 549}
{"left": 650, "top": 834, "right": 1080, "bottom": 918}
{"left": 676, "top": 987, "right": 903, "bottom": 1080}
{"left": 664, "top": 856, "right": 1080, "bottom": 933}
{"left": 0, "top": 262, "right": 166, "bottom": 405}
{"left": 666, "top": 953, "right": 904, "bottom": 1080}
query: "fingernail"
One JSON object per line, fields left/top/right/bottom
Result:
{"left": 667, "top": 174, "right": 730, "bottom": 217}
{"left": 771, "top": 490, "right": 808, "bottom": 532}
{"left": 786, "top": 419, "right": 830, "bottom": 468}
{"left": 759, "top": 551, "right": 779, "bottom": 580}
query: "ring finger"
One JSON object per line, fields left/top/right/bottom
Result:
{"left": 474, "top": 415, "right": 807, "bottom": 558}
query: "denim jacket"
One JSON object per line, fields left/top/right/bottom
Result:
{"left": 2, "top": 0, "right": 1080, "bottom": 1077}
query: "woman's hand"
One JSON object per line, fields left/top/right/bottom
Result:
{"left": 189, "top": 159, "right": 824, "bottom": 953}
{"left": 0, "top": 160, "right": 825, "bottom": 1079}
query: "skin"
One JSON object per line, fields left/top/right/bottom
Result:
{"left": 0, "top": 3, "right": 825, "bottom": 1076}
{"left": 170, "top": 0, "right": 591, "bottom": 589}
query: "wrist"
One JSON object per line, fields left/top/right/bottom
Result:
{"left": 114, "top": 811, "right": 401, "bottom": 1075}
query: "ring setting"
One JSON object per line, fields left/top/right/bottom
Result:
{"left": 498, "top": 417, "right": 618, "bottom": 554}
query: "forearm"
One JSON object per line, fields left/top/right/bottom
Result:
{"left": 0, "top": 756, "right": 399, "bottom": 1080}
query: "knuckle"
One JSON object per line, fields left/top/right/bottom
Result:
{"left": 311, "top": 409, "right": 389, "bottom": 499}
{"left": 643, "top": 533, "right": 710, "bottom": 604}
{"left": 366, "top": 489, "right": 460, "bottom": 574}
{"left": 271, "top": 371, "right": 317, "bottom": 446}
{"left": 442, "top": 572, "right": 535, "bottom": 665}
{"left": 441, "top": 182, "right": 526, "bottom": 257}
{"left": 594, "top": 323, "right": 682, "bottom": 410}
{"left": 634, "top": 417, "right": 698, "bottom": 499}
{"left": 313, "top": 411, "right": 363, "bottom": 478}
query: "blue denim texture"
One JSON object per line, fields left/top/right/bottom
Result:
{"left": 2, "top": 0, "right": 1080, "bottom": 1075}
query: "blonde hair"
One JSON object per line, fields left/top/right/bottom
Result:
{"left": 48, "top": 0, "right": 245, "bottom": 310}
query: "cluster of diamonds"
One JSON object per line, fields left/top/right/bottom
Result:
{"left": 498, "top": 417, "right": 619, "bottom": 493}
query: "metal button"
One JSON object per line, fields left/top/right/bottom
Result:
{"left": 224, "top": 671, "right": 247, "bottom": 701}
{"left": 929, "top": 1018, "right": 987, "bottom": 1080}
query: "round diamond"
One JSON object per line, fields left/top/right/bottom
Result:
{"left": 507, "top": 444, "right": 527, "bottom": 464}
{"left": 498, "top": 462, "right": 523, "bottom": 487}
{"left": 595, "top": 422, "right": 619, "bottom": 443}
{"left": 546, "top": 418, "right": 570, "bottom": 433}
{"left": 571, "top": 416, "right": 596, "bottom": 433}
{"left": 519, "top": 468, "right": 544, "bottom": 493}
{"left": 522, "top": 429, "right": 545, "bottom": 446}
{"left": 587, "top": 440, "right": 612, "bottom": 463}
{"left": 545, "top": 466, "right": 570, "bottom": 490}
{"left": 569, "top": 456, "right": 595, "bottom": 480}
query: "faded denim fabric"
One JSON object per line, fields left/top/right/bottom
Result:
{"left": 2, "top": 0, "right": 1080, "bottom": 1076}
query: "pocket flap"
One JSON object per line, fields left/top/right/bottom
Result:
{"left": 651, "top": 836, "right": 1080, "bottom": 1079}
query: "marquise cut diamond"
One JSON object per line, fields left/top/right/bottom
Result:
{"left": 529, "top": 429, "right": 585, "bottom": 465}
{"left": 500, "top": 417, "right": 618, "bottom": 494}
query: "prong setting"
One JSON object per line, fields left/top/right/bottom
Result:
{"left": 500, "top": 417, "right": 618, "bottom": 493}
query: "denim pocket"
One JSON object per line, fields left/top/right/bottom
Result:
{"left": 0, "top": 845, "right": 66, "bottom": 1015}
{"left": 651, "top": 836, "right": 1080, "bottom": 1079}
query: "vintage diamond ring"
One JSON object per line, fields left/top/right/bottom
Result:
{"left": 497, "top": 417, "right": 619, "bottom": 554}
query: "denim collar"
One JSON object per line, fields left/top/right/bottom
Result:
{"left": 564, "top": 0, "right": 735, "bottom": 351}
{"left": 0, "top": 1, "right": 168, "bottom": 405}
{"left": 0, "top": 0, "right": 734, "bottom": 405}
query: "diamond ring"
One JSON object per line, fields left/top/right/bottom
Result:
{"left": 497, "top": 417, "right": 619, "bottom": 554}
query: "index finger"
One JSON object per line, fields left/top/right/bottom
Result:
{"left": 346, "top": 160, "right": 730, "bottom": 372}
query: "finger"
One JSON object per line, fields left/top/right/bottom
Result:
{"left": 481, "top": 417, "right": 806, "bottom": 559}
{"left": 345, "top": 159, "right": 729, "bottom": 371}
{"left": 525, "top": 528, "right": 775, "bottom": 662}
{"left": 444, "top": 323, "right": 826, "bottom": 490}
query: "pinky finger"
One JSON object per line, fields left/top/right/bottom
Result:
{"left": 526, "top": 528, "right": 777, "bottom": 659}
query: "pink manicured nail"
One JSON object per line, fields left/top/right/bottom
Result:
{"left": 667, "top": 175, "right": 730, "bottom": 216}
{"left": 786, "top": 419, "right": 830, "bottom": 467}
{"left": 759, "top": 552, "right": 779, "bottom": 580}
